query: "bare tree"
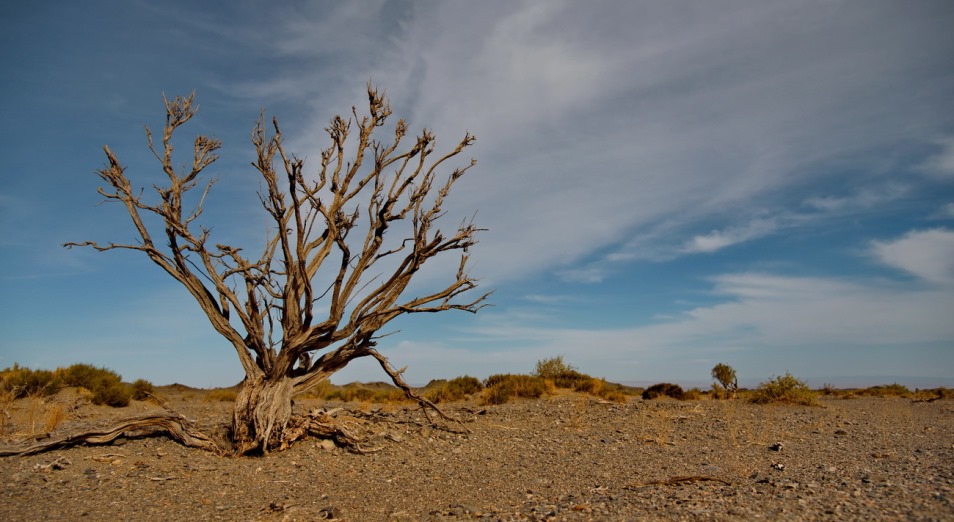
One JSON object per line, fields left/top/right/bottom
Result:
{"left": 65, "top": 85, "right": 489, "bottom": 453}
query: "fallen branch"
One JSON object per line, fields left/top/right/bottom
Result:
{"left": 0, "top": 412, "right": 222, "bottom": 457}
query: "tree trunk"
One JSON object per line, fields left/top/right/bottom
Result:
{"left": 231, "top": 375, "right": 294, "bottom": 454}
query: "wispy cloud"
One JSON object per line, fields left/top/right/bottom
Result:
{"left": 438, "top": 271, "right": 954, "bottom": 382}
{"left": 870, "top": 228, "right": 954, "bottom": 286}
{"left": 919, "top": 136, "right": 954, "bottom": 179}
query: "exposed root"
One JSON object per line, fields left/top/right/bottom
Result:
{"left": 281, "top": 409, "right": 383, "bottom": 454}
{"left": 0, "top": 411, "right": 222, "bottom": 457}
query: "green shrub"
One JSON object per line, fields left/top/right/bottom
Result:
{"left": 131, "top": 379, "right": 155, "bottom": 400}
{"left": 0, "top": 364, "right": 63, "bottom": 398}
{"left": 481, "top": 374, "right": 548, "bottom": 405}
{"left": 62, "top": 364, "right": 130, "bottom": 408}
{"left": 534, "top": 356, "right": 592, "bottom": 389}
{"left": 642, "top": 382, "right": 685, "bottom": 400}
{"left": 750, "top": 373, "right": 818, "bottom": 406}
{"left": 859, "top": 383, "right": 911, "bottom": 397}
{"left": 325, "top": 383, "right": 406, "bottom": 403}
{"left": 682, "top": 387, "right": 703, "bottom": 400}
{"left": 92, "top": 382, "right": 131, "bottom": 407}
{"left": 424, "top": 376, "right": 483, "bottom": 403}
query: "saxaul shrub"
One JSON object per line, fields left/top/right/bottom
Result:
{"left": 0, "top": 364, "right": 63, "bottom": 398}
{"left": 481, "top": 374, "right": 548, "bottom": 405}
{"left": 60, "top": 364, "right": 131, "bottom": 407}
{"left": 859, "top": 383, "right": 911, "bottom": 398}
{"left": 750, "top": 373, "right": 818, "bottom": 406}
{"left": 642, "top": 382, "right": 685, "bottom": 400}
{"left": 131, "top": 379, "right": 155, "bottom": 401}
{"left": 424, "top": 376, "right": 484, "bottom": 403}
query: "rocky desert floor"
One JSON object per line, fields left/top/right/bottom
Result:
{"left": 1, "top": 391, "right": 952, "bottom": 521}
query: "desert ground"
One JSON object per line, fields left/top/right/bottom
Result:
{"left": 1, "top": 389, "right": 952, "bottom": 521}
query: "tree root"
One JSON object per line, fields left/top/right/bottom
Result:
{"left": 281, "top": 410, "right": 383, "bottom": 454}
{"left": 0, "top": 411, "right": 223, "bottom": 457}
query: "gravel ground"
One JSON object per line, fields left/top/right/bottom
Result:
{"left": 1, "top": 393, "right": 952, "bottom": 521}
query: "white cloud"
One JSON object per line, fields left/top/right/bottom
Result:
{"left": 931, "top": 202, "right": 954, "bottom": 220}
{"left": 416, "top": 272, "right": 954, "bottom": 383}
{"left": 682, "top": 218, "right": 780, "bottom": 254}
{"left": 870, "top": 228, "right": 954, "bottom": 286}
{"left": 919, "top": 136, "right": 954, "bottom": 179}
{"left": 209, "top": 1, "right": 953, "bottom": 289}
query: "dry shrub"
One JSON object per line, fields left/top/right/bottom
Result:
{"left": 481, "top": 374, "right": 548, "bottom": 405}
{"left": 0, "top": 364, "right": 63, "bottom": 398}
{"left": 131, "top": 379, "right": 155, "bottom": 400}
{"left": 43, "top": 402, "right": 67, "bottom": 432}
{"left": 682, "top": 387, "right": 703, "bottom": 400}
{"left": 205, "top": 388, "right": 238, "bottom": 402}
{"left": 858, "top": 383, "right": 911, "bottom": 398}
{"left": 61, "top": 364, "right": 131, "bottom": 407}
{"left": 297, "top": 380, "right": 332, "bottom": 399}
{"left": 642, "top": 383, "right": 685, "bottom": 400}
{"left": 325, "top": 383, "right": 407, "bottom": 403}
{"left": 750, "top": 373, "right": 819, "bottom": 406}
{"left": 424, "top": 376, "right": 483, "bottom": 403}
{"left": 913, "top": 387, "right": 953, "bottom": 401}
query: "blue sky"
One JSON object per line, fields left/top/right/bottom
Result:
{"left": 2, "top": 1, "right": 953, "bottom": 389}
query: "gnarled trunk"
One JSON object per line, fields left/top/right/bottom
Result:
{"left": 231, "top": 375, "right": 294, "bottom": 454}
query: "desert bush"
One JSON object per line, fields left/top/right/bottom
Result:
{"left": 60, "top": 364, "right": 131, "bottom": 407}
{"left": 642, "top": 382, "right": 685, "bottom": 400}
{"left": 131, "top": 379, "right": 155, "bottom": 400}
{"left": 424, "top": 376, "right": 483, "bottom": 403}
{"left": 481, "top": 374, "right": 548, "bottom": 405}
{"left": 682, "top": 387, "right": 703, "bottom": 400}
{"left": 326, "top": 383, "right": 406, "bottom": 403}
{"left": 750, "top": 373, "right": 818, "bottom": 406}
{"left": 92, "top": 382, "right": 131, "bottom": 407}
{"left": 0, "top": 364, "right": 63, "bottom": 398}
{"left": 534, "top": 356, "right": 576, "bottom": 380}
{"left": 859, "top": 383, "right": 911, "bottom": 397}
{"left": 205, "top": 388, "right": 238, "bottom": 402}
{"left": 534, "top": 356, "right": 590, "bottom": 388}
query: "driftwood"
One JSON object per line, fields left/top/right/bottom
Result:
{"left": 0, "top": 408, "right": 394, "bottom": 457}
{"left": 0, "top": 412, "right": 221, "bottom": 457}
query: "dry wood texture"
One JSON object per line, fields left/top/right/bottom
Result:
{"left": 63, "top": 84, "right": 488, "bottom": 452}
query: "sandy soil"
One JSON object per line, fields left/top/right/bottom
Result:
{"left": 1, "top": 392, "right": 952, "bottom": 521}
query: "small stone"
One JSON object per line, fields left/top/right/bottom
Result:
{"left": 318, "top": 506, "right": 341, "bottom": 519}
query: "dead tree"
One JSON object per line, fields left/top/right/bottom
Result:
{"left": 65, "top": 84, "right": 489, "bottom": 453}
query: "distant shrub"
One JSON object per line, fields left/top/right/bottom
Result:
{"left": 325, "top": 383, "right": 407, "bottom": 403}
{"left": 534, "top": 356, "right": 590, "bottom": 389}
{"left": 205, "top": 388, "right": 238, "bottom": 402}
{"left": 424, "top": 376, "right": 483, "bottom": 403}
{"left": 0, "top": 364, "right": 63, "bottom": 398}
{"left": 750, "top": 373, "right": 818, "bottom": 406}
{"left": 481, "top": 374, "right": 548, "bottom": 405}
{"left": 682, "top": 387, "right": 703, "bottom": 401}
{"left": 131, "top": 379, "right": 155, "bottom": 401}
{"left": 859, "top": 383, "right": 911, "bottom": 398}
{"left": 642, "top": 383, "right": 685, "bottom": 400}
